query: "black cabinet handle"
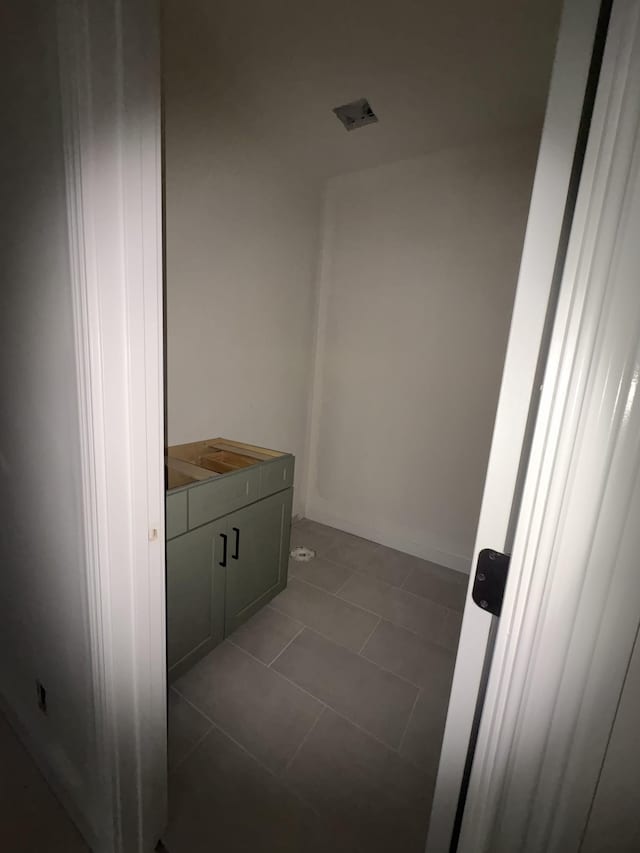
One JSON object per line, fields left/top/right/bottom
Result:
{"left": 232, "top": 527, "right": 240, "bottom": 560}
{"left": 219, "top": 533, "right": 228, "bottom": 567}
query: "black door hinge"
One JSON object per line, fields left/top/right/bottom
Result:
{"left": 472, "top": 549, "right": 511, "bottom": 617}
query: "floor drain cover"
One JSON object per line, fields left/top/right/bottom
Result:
{"left": 290, "top": 546, "right": 316, "bottom": 562}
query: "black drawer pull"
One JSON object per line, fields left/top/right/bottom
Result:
{"left": 232, "top": 527, "right": 240, "bottom": 560}
{"left": 219, "top": 533, "right": 228, "bottom": 567}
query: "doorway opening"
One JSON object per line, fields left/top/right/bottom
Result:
{"left": 160, "top": 1, "right": 563, "bottom": 850}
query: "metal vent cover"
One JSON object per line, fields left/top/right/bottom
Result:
{"left": 332, "top": 98, "right": 378, "bottom": 131}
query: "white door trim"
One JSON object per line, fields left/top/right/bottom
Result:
{"left": 57, "top": 1, "right": 166, "bottom": 850}
{"left": 459, "top": 0, "right": 640, "bottom": 849}
{"left": 426, "top": 0, "right": 604, "bottom": 848}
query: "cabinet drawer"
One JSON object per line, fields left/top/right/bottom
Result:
{"left": 188, "top": 467, "right": 259, "bottom": 529}
{"left": 259, "top": 456, "right": 294, "bottom": 499}
{"left": 166, "top": 491, "right": 188, "bottom": 540}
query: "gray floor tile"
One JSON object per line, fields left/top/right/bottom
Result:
{"left": 174, "top": 641, "right": 322, "bottom": 773}
{"left": 272, "top": 629, "right": 418, "bottom": 748}
{"left": 400, "top": 689, "right": 450, "bottom": 775}
{"left": 362, "top": 620, "right": 456, "bottom": 691}
{"left": 270, "top": 577, "right": 379, "bottom": 652}
{"left": 0, "top": 712, "right": 88, "bottom": 852}
{"left": 323, "top": 536, "right": 417, "bottom": 587}
{"left": 290, "top": 519, "right": 355, "bottom": 556}
{"left": 288, "top": 555, "right": 353, "bottom": 593}
{"left": 227, "top": 605, "right": 303, "bottom": 665}
{"left": 168, "top": 688, "right": 213, "bottom": 770}
{"left": 402, "top": 561, "right": 469, "bottom": 611}
{"left": 284, "top": 707, "right": 431, "bottom": 853}
{"left": 165, "top": 724, "right": 357, "bottom": 853}
{"left": 441, "top": 607, "right": 464, "bottom": 653}
{"left": 338, "top": 572, "right": 448, "bottom": 646}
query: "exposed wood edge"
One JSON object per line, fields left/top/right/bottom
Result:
{"left": 212, "top": 438, "right": 285, "bottom": 458}
{"left": 167, "top": 437, "right": 287, "bottom": 461}
{"left": 165, "top": 457, "right": 217, "bottom": 481}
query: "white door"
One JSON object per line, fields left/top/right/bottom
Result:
{"left": 426, "top": 0, "right": 607, "bottom": 848}
{"left": 581, "top": 629, "right": 640, "bottom": 853}
{"left": 432, "top": 0, "right": 640, "bottom": 848}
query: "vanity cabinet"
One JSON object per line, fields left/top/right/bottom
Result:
{"left": 165, "top": 439, "right": 293, "bottom": 680}
{"left": 223, "top": 490, "right": 292, "bottom": 635}
{"left": 166, "top": 518, "right": 226, "bottom": 676}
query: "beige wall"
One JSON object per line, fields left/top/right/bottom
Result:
{"left": 305, "top": 134, "right": 539, "bottom": 572}
{"left": 0, "top": 1, "right": 97, "bottom": 840}
{"left": 163, "top": 2, "right": 321, "bottom": 515}
{"left": 163, "top": 4, "right": 540, "bottom": 570}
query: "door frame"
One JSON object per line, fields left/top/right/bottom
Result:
{"left": 427, "top": 0, "right": 606, "bottom": 848}
{"left": 58, "top": 0, "right": 637, "bottom": 851}
{"left": 58, "top": 1, "right": 167, "bottom": 850}
{"left": 457, "top": 0, "right": 640, "bottom": 848}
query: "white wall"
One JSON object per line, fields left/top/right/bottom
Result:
{"left": 163, "top": 1, "right": 321, "bottom": 515}
{"left": 305, "top": 134, "right": 539, "bottom": 572}
{"left": 0, "top": 2, "right": 97, "bottom": 843}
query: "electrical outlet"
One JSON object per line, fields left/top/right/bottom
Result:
{"left": 36, "top": 680, "right": 47, "bottom": 714}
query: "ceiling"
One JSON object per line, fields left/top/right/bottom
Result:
{"left": 164, "top": 0, "right": 563, "bottom": 181}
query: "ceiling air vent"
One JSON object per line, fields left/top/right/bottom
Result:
{"left": 332, "top": 98, "right": 378, "bottom": 132}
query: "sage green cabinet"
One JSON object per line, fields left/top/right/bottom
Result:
{"left": 166, "top": 442, "right": 294, "bottom": 681}
{"left": 166, "top": 518, "right": 226, "bottom": 678}
{"left": 224, "top": 489, "right": 292, "bottom": 635}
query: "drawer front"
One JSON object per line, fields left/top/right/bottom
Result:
{"left": 166, "top": 491, "right": 188, "bottom": 540}
{"left": 259, "top": 456, "right": 295, "bottom": 499}
{"left": 188, "top": 467, "right": 259, "bottom": 528}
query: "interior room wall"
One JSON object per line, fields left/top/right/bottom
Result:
{"left": 163, "top": 2, "right": 321, "bottom": 515}
{"left": 305, "top": 132, "right": 540, "bottom": 572}
{"left": 0, "top": 2, "right": 97, "bottom": 842}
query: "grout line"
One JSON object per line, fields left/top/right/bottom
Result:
{"left": 266, "top": 625, "right": 306, "bottom": 667}
{"left": 357, "top": 616, "right": 381, "bottom": 655}
{"left": 225, "top": 637, "right": 348, "bottom": 706}
{"left": 289, "top": 566, "right": 355, "bottom": 598}
{"left": 397, "top": 688, "right": 421, "bottom": 756}
{"left": 171, "top": 687, "right": 216, "bottom": 726}
{"left": 169, "top": 722, "right": 214, "bottom": 775}
{"left": 273, "top": 620, "right": 426, "bottom": 692}
{"left": 343, "top": 567, "right": 461, "bottom": 609}
{"left": 296, "top": 522, "right": 466, "bottom": 589}
{"left": 398, "top": 567, "right": 413, "bottom": 588}
{"left": 268, "top": 599, "right": 444, "bottom": 692}
{"left": 264, "top": 632, "right": 425, "bottom": 746}
{"left": 173, "top": 684, "right": 290, "bottom": 780}
{"left": 226, "top": 636, "right": 277, "bottom": 668}
{"left": 175, "top": 676, "right": 429, "bottom": 780}
{"left": 173, "top": 653, "right": 432, "bottom": 790}
{"left": 283, "top": 705, "right": 326, "bottom": 774}
{"left": 292, "top": 542, "right": 465, "bottom": 615}
{"left": 191, "top": 636, "right": 419, "bottom": 756}
{"left": 168, "top": 686, "right": 214, "bottom": 728}
{"left": 284, "top": 574, "right": 457, "bottom": 653}
{"left": 325, "top": 704, "right": 419, "bottom": 759}
{"left": 172, "top": 686, "right": 329, "bottom": 822}
{"left": 332, "top": 571, "right": 355, "bottom": 596}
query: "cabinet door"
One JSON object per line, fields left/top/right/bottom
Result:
{"left": 225, "top": 488, "right": 293, "bottom": 636}
{"left": 166, "top": 518, "right": 226, "bottom": 680}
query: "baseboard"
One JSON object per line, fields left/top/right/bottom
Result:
{"left": 303, "top": 504, "right": 472, "bottom": 575}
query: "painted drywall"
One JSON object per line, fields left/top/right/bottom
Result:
{"left": 164, "top": 0, "right": 561, "bottom": 181}
{"left": 0, "top": 2, "right": 97, "bottom": 843}
{"left": 163, "top": 0, "right": 321, "bottom": 514}
{"left": 305, "top": 133, "right": 539, "bottom": 572}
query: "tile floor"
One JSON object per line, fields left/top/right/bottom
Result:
{"left": 165, "top": 519, "right": 467, "bottom": 853}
